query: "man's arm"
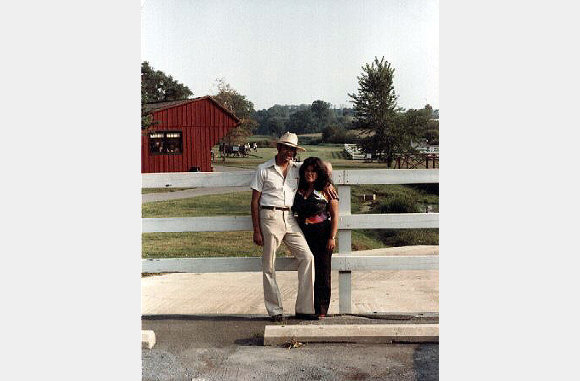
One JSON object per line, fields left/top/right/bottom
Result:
{"left": 251, "top": 189, "right": 263, "bottom": 246}
{"left": 323, "top": 183, "right": 338, "bottom": 200}
{"left": 322, "top": 160, "right": 339, "bottom": 199}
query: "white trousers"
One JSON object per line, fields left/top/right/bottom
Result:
{"left": 259, "top": 208, "right": 315, "bottom": 316}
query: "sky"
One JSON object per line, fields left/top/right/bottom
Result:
{"left": 141, "top": 0, "right": 438, "bottom": 111}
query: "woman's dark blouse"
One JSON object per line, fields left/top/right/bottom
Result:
{"left": 292, "top": 189, "right": 337, "bottom": 226}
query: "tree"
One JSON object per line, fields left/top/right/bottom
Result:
{"left": 402, "top": 105, "right": 438, "bottom": 146}
{"left": 348, "top": 57, "right": 418, "bottom": 167}
{"left": 286, "top": 108, "right": 315, "bottom": 134}
{"left": 141, "top": 61, "right": 193, "bottom": 129}
{"left": 265, "top": 117, "right": 286, "bottom": 136}
{"left": 310, "top": 100, "right": 332, "bottom": 131}
{"left": 212, "top": 79, "right": 257, "bottom": 145}
{"left": 141, "top": 61, "right": 193, "bottom": 103}
{"left": 322, "top": 125, "right": 357, "bottom": 144}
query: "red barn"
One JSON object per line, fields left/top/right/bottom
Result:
{"left": 141, "top": 96, "right": 240, "bottom": 173}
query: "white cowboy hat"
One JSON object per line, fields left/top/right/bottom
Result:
{"left": 277, "top": 132, "right": 306, "bottom": 151}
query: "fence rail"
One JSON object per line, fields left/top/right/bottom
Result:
{"left": 142, "top": 213, "right": 438, "bottom": 233}
{"left": 142, "top": 169, "right": 438, "bottom": 188}
{"left": 142, "top": 168, "right": 439, "bottom": 314}
{"left": 143, "top": 255, "right": 438, "bottom": 273}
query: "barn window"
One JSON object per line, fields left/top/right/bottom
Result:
{"left": 149, "top": 131, "right": 182, "bottom": 154}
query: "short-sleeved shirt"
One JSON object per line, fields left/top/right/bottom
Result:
{"left": 250, "top": 157, "right": 302, "bottom": 208}
{"left": 292, "top": 189, "right": 337, "bottom": 225}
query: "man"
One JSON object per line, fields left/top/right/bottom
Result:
{"left": 250, "top": 132, "right": 319, "bottom": 322}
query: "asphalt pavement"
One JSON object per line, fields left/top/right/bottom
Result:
{"left": 142, "top": 314, "right": 438, "bottom": 381}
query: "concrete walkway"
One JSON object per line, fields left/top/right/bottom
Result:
{"left": 142, "top": 246, "right": 438, "bottom": 316}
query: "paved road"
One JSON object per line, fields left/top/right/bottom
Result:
{"left": 142, "top": 186, "right": 251, "bottom": 203}
{"left": 142, "top": 165, "right": 253, "bottom": 203}
{"left": 142, "top": 315, "right": 438, "bottom": 381}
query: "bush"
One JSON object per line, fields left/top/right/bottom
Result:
{"left": 299, "top": 135, "right": 322, "bottom": 145}
{"left": 358, "top": 228, "right": 439, "bottom": 247}
{"left": 407, "top": 183, "right": 439, "bottom": 196}
{"left": 322, "top": 125, "right": 358, "bottom": 144}
{"left": 375, "top": 194, "right": 420, "bottom": 214}
{"left": 353, "top": 185, "right": 439, "bottom": 248}
{"left": 254, "top": 139, "right": 274, "bottom": 148}
{"left": 376, "top": 229, "right": 439, "bottom": 246}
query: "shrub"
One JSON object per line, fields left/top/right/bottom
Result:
{"left": 255, "top": 139, "right": 274, "bottom": 148}
{"left": 407, "top": 183, "right": 439, "bottom": 196}
{"left": 353, "top": 185, "right": 439, "bottom": 248}
{"left": 299, "top": 135, "right": 322, "bottom": 145}
{"left": 322, "top": 125, "right": 358, "bottom": 144}
{"left": 376, "top": 229, "right": 439, "bottom": 246}
{"left": 358, "top": 228, "right": 439, "bottom": 247}
{"left": 375, "top": 194, "right": 420, "bottom": 214}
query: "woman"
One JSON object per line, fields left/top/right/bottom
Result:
{"left": 292, "top": 157, "right": 339, "bottom": 318}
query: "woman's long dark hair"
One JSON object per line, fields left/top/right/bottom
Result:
{"left": 298, "top": 157, "right": 332, "bottom": 191}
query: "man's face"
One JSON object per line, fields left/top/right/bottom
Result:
{"left": 277, "top": 144, "right": 297, "bottom": 163}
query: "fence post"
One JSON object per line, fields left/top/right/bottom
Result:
{"left": 337, "top": 185, "right": 352, "bottom": 314}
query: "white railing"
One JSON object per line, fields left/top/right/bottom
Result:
{"left": 343, "top": 143, "right": 365, "bottom": 160}
{"left": 142, "top": 169, "right": 439, "bottom": 314}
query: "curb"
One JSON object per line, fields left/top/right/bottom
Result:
{"left": 263, "top": 323, "right": 438, "bottom": 346}
{"left": 142, "top": 330, "right": 156, "bottom": 349}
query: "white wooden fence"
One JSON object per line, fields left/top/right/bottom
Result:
{"left": 142, "top": 169, "right": 439, "bottom": 314}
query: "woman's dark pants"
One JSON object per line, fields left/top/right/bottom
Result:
{"left": 301, "top": 220, "right": 332, "bottom": 315}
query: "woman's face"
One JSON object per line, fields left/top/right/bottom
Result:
{"left": 304, "top": 165, "right": 318, "bottom": 184}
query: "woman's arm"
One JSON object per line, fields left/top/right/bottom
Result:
{"left": 326, "top": 199, "right": 339, "bottom": 251}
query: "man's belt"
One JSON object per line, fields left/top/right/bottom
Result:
{"left": 261, "top": 206, "right": 291, "bottom": 211}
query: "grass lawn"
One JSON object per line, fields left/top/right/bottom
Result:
{"left": 142, "top": 184, "right": 438, "bottom": 258}
{"left": 141, "top": 190, "right": 387, "bottom": 258}
{"left": 142, "top": 187, "right": 194, "bottom": 194}
{"left": 142, "top": 192, "right": 252, "bottom": 217}
{"left": 143, "top": 231, "right": 265, "bottom": 258}
{"left": 142, "top": 230, "right": 385, "bottom": 259}
{"left": 351, "top": 184, "right": 439, "bottom": 213}
{"left": 213, "top": 144, "right": 389, "bottom": 170}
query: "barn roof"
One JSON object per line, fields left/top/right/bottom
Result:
{"left": 144, "top": 96, "right": 241, "bottom": 123}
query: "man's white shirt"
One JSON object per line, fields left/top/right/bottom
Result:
{"left": 250, "top": 158, "right": 302, "bottom": 207}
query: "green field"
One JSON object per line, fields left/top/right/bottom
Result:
{"left": 142, "top": 187, "right": 195, "bottom": 194}
{"left": 143, "top": 133, "right": 438, "bottom": 258}
{"left": 142, "top": 184, "right": 438, "bottom": 258}
{"left": 142, "top": 192, "right": 251, "bottom": 217}
{"left": 142, "top": 230, "right": 383, "bottom": 258}
{"left": 212, "top": 143, "right": 389, "bottom": 170}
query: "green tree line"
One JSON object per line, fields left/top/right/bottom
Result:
{"left": 253, "top": 101, "right": 357, "bottom": 136}
{"left": 141, "top": 59, "right": 439, "bottom": 158}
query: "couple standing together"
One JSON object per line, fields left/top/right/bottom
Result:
{"left": 250, "top": 132, "right": 339, "bottom": 322}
